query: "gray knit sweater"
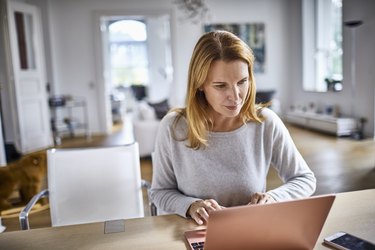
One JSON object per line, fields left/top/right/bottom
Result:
{"left": 150, "top": 108, "right": 316, "bottom": 218}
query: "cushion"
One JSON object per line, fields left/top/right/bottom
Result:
{"left": 131, "top": 85, "right": 147, "bottom": 101}
{"left": 255, "top": 90, "right": 275, "bottom": 104}
{"left": 148, "top": 99, "right": 170, "bottom": 119}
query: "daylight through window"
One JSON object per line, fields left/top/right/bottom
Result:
{"left": 303, "top": 0, "right": 343, "bottom": 92}
{"left": 109, "top": 20, "right": 149, "bottom": 87}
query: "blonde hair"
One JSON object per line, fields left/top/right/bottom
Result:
{"left": 173, "top": 30, "right": 265, "bottom": 149}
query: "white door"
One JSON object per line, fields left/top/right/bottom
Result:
{"left": 6, "top": 1, "right": 52, "bottom": 153}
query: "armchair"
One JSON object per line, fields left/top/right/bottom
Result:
{"left": 132, "top": 99, "right": 170, "bottom": 157}
{"left": 132, "top": 101, "right": 160, "bottom": 157}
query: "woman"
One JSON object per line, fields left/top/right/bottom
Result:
{"left": 150, "top": 30, "right": 316, "bottom": 225}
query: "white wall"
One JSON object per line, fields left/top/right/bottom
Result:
{"left": 290, "top": 0, "right": 375, "bottom": 137}
{"left": 0, "top": 114, "right": 6, "bottom": 166}
{"left": 31, "top": 0, "right": 375, "bottom": 137}
{"left": 0, "top": 6, "right": 8, "bottom": 165}
{"left": 0, "top": 0, "right": 16, "bottom": 145}
{"left": 0, "top": 27, "right": 5, "bottom": 163}
{"left": 147, "top": 15, "right": 173, "bottom": 103}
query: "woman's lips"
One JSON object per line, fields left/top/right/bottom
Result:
{"left": 225, "top": 104, "right": 240, "bottom": 111}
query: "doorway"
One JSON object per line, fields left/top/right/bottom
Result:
{"left": 106, "top": 17, "right": 150, "bottom": 124}
{"left": 94, "top": 11, "right": 173, "bottom": 134}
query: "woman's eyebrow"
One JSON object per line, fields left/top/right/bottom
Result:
{"left": 211, "top": 75, "right": 248, "bottom": 84}
{"left": 213, "top": 77, "right": 248, "bottom": 84}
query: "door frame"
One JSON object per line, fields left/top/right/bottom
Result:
{"left": 93, "top": 9, "right": 173, "bottom": 134}
{"left": 0, "top": 0, "right": 18, "bottom": 164}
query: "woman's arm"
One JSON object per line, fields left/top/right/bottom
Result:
{"left": 149, "top": 113, "right": 201, "bottom": 217}
{"left": 264, "top": 109, "right": 316, "bottom": 201}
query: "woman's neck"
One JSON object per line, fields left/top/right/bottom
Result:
{"left": 210, "top": 116, "right": 243, "bottom": 132}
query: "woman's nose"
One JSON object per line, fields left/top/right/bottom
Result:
{"left": 228, "top": 86, "right": 240, "bottom": 101}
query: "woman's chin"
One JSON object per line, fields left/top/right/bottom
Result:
{"left": 223, "top": 109, "right": 241, "bottom": 117}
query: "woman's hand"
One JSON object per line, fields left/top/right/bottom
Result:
{"left": 188, "top": 199, "right": 222, "bottom": 225}
{"left": 248, "top": 192, "right": 275, "bottom": 205}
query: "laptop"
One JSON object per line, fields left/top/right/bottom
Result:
{"left": 185, "top": 194, "right": 335, "bottom": 250}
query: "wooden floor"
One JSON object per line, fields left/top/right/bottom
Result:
{"left": 1, "top": 121, "right": 374, "bottom": 232}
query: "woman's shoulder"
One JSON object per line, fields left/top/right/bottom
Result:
{"left": 259, "top": 107, "right": 279, "bottom": 120}
{"left": 160, "top": 109, "right": 187, "bottom": 127}
{"left": 258, "top": 107, "right": 285, "bottom": 127}
{"left": 257, "top": 107, "right": 291, "bottom": 137}
{"left": 158, "top": 109, "right": 188, "bottom": 140}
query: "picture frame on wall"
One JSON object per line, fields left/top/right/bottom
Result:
{"left": 204, "top": 23, "right": 266, "bottom": 73}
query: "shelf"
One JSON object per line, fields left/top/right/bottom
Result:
{"left": 49, "top": 96, "right": 90, "bottom": 144}
{"left": 285, "top": 112, "right": 358, "bottom": 136}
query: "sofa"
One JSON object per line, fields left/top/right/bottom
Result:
{"left": 132, "top": 99, "right": 170, "bottom": 157}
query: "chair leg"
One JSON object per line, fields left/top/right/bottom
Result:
{"left": 141, "top": 179, "right": 157, "bottom": 216}
{"left": 19, "top": 189, "right": 49, "bottom": 230}
{"left": 150, "top": 202, "right": 158, "bottom": 216}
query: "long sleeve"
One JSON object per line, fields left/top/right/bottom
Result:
{"left": 150, "top": 113, "right": 201, "bottom": 217}
{"left": 263, "top": 109, "right": 316, "bottom": 200}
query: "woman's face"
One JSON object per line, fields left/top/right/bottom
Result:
{"left": 202, "top": 60, "right": 249, "bottom": 119}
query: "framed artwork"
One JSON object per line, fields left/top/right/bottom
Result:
{"left": 204, "top": 23, "right": 266, "bottom": 73}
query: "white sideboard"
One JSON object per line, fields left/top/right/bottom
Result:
{"left": 285, "top": 112, "right": 358, "bottom": 136}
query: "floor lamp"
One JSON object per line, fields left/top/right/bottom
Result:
{"left": 344, "top": 20, "right": 364, "bottom": 139}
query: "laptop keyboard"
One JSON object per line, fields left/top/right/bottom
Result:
{"left": 191, "top": 241, "right": 205, "bottom": 250}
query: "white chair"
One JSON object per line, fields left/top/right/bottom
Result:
{"left": 20, "top": 142, "right": 150, "bottom": 229}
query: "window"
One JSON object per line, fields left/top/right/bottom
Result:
{"left": 302, "top": 0, "right": 343, "bottom": 92}
{"left": 108, "top": 20, "right": 149, "bottom": 87}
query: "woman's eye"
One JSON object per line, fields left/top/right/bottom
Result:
{"left": 213, "top": 84, "right": 226, "bottom": 89}
{"left": 238, "top": 80, "right": 248, "bottom": 86}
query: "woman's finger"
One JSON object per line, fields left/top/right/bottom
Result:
{"left": 207, "top": 199, "right": 222, "bottom": 210}
{"left": 188, "top": 199, "right": 223, "bottom": 225}
{"left": 248, "top": 193, "right": 275, "bottom": 205}
{"left": 191, "top": 212, "right": 204, "bottom": 225}
{"left": 197, "top": 207, "right": 210, "bottom": 222}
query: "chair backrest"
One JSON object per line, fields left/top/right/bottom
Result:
{"left": 47, "top": 143, "right": 144, "bottom": 227}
